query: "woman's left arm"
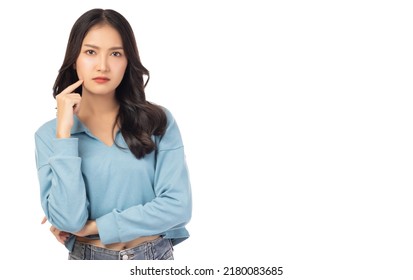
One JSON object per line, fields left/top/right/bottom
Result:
{"left": 95, "top": 110, "right": 192, "bottom": 245}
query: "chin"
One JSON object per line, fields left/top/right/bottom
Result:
{"left": 84, "top": 86, "right": 116, "bottom": 96}
{"left": 91, "top": 90, "right": 116, "bottom": 96}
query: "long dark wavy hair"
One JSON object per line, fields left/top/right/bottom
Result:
{"left": 53, "top": 9, "right": 167, "bottom": 159}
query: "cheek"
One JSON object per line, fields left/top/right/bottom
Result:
{"left": 76, "top": 70, "right": 84, "bottom": 80}
{"left": 75, "top": 58, "right": 93, "bottom": 79}
{"left": 113, "top": 63, "right": 128, "bottom": 80}
{"left": 75, "top": 63, "right": 84, "bottom": 79}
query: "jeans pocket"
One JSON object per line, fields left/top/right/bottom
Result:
{"left": 68, "top": 242, "right": 86, "bottom": 260}
{"left": 160, "top": 249, "right": 174, "bottom": 260}
{"left": 155, "top": 239, "right": 174, "bottom": 260}
{"left": 68, "top": 253, "right": 81, "bottom": 260}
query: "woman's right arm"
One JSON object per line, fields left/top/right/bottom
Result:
{"left": 34, "top": 80, "right": 89, "bottom": 233}
{"left": 35, "top": 133, "right": 89, "bottom": 232}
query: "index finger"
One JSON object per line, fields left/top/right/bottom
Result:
{"left": 60, "top": 80, "right": 83, "bottom": 95}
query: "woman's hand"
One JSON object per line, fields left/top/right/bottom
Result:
{"left": 56, "top": 80, "right": 83, "bottom": 138}
{"left": 41, "top": 217, "right": 70, "bottom": 245}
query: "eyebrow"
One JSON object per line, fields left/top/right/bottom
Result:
{"left": 83, "top": 44, "right": 123, "bottom": 51}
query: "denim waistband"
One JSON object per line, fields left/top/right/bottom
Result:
{"left": 69, "top": 236, "right": 174, "bottom": 260}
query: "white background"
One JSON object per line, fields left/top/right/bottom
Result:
{"left": 1, "top": 0, "right": 412, "bottom": 279}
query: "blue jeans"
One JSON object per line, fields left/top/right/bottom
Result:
{"left": 68, "top": 237, "right": 174, "bottom": 260}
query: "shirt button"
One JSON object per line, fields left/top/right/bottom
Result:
{"left": 122, "top": 255, "right": 129, "bottom": 260}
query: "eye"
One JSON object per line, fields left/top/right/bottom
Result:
{"left": 111, "top": 51, "right": 122, "bottom": 57}
{"left": 85, "top": 50, "right": 96, "bottom": 55}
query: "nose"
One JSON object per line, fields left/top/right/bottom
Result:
{"left": 97, "top": 55, "right": 109, "bottom": 72}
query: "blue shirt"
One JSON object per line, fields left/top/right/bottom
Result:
{"left": 34, "top": 108, "right": 192, "bottom": 251}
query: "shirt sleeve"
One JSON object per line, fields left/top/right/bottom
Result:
{"left": 96, "top": 110, "right": 192, "bottom": 244}
{"left": 35, "top": 130, "right": 89, "bottom": 233}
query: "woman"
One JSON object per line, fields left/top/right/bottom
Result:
{"left": 34, "top": 8, "right": 192, "bottom": 260}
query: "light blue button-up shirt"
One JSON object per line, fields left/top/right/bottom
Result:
{"left": 35, "top": 108, "right": 192, "bottom": 251}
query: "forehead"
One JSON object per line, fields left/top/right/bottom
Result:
{"left": 82, "top": 24, "right": 123, "bottom": 46}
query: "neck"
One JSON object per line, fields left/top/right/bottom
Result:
{"left": 78, "top": 91, "right": 119, "bottom": 118}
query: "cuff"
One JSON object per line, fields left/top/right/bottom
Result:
{"left": 96, "top": 211, "right": 121, "bottom": 245}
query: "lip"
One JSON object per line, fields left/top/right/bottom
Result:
{"left": 93, "top": 76, "right": 110, "bottom": 83}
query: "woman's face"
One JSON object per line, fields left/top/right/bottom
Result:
{"left": 75, "top": 24, "right": 128, "bottom": 96}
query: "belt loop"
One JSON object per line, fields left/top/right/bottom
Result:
{"left": 146, "top": 241, "right": 154, "bottom": 260}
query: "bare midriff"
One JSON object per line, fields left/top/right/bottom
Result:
{"left": 76, "top": 235, "right": 161, "bottom": 250}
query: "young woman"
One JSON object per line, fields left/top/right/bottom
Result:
{"left": 34, "top": 8, "right": 192, "bottom": 260}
